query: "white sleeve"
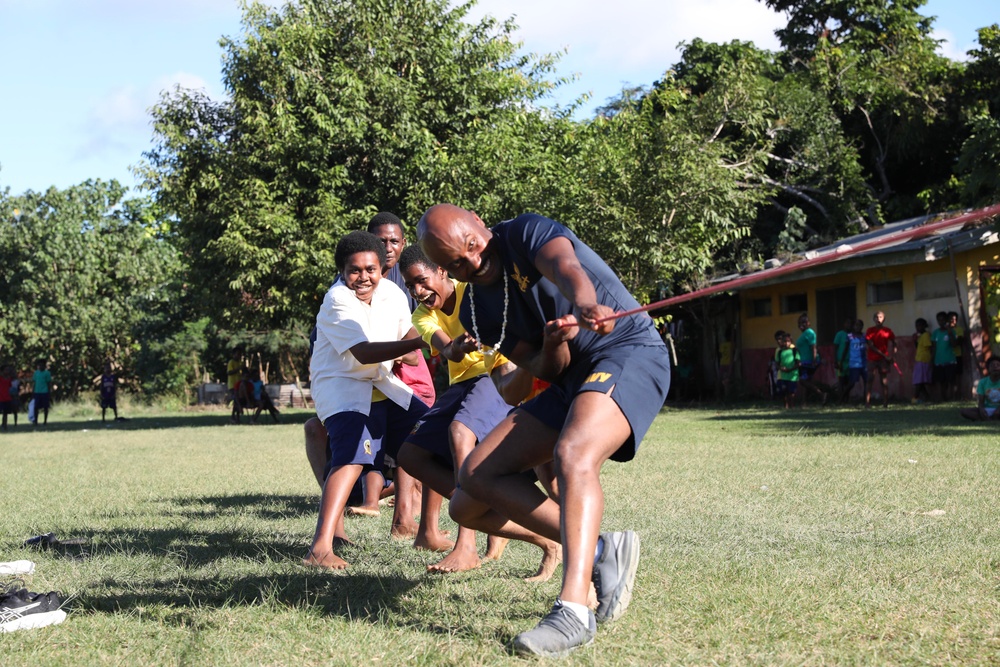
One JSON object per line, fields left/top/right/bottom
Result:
{"left": 317, "top": 286, "right": 368, "bottom": 355}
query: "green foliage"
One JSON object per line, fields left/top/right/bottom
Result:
{"left": 955, "top": 25, "right": 1000, "bottom": 206}
{"left": 0, "top": 182, "right": 182, "bottom": 395}
{"left": 760, "top": 0, "right": 962, "bottom": 220}
{"left": 553, "top": 80, "right": 759, "bottom": 296}
{"left": 776, "top": 206, "right": 809, "bottom": 255}
{"left": 134, "top": 317, "right": 211, "bottom": 400}
{"left": 140, "top": 0, "right": 567, "bottom": 328}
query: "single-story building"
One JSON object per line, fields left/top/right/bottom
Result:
{"left": 658, "top": 205, "right": 1000, "bottom": 401}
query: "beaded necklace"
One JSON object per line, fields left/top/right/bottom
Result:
{"left": 469, "top": 268, "right": 508, "bottom": 367}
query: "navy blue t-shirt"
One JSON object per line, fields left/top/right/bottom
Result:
{"left": 385, "top": 263, "right": 419, "bottom": 312}
{"left": 458, "top": 214, "right": 661, "bottom": 363}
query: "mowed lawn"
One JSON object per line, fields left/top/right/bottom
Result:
{"left": 1, "top": 403, "right": 997, "bottom": 666}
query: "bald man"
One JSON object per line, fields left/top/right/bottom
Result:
{"left": 418, "top": 204, "right": 671, "bottom": 657}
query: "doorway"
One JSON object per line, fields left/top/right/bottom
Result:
{"left": 815, "top": 285, "right": 857, "bottom": 344}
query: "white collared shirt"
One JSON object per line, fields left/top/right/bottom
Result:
{"left": 310, "top": 278, "right": 414, "bottom": 420}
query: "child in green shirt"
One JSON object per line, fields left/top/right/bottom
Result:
{"left": 774, "top": 331, "right": 800, "bottom": 409}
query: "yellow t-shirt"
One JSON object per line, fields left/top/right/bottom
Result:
{"left": 952, "top": 325, "right": 964, "bottom": 358}
{"left": 915, "top": 331, "right": 932, "bottom": 364}
{"left": 412, "top": 280, "right": 509, "bottom": 385}
{"left": 227, "top": 359, "right": 241, "bottom": 390}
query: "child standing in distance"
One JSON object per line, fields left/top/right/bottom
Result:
{"left": 911, "top": 319, "right": 932, "bottom": 403}
{"left": 226, "top": 348, "right": 243, "bottom": 407}
{"left": 100, "top": 361, "right": 119, "bottom": 423}
{"left": 0, "top": 365, "right": 15, "bottom": 431}
{"left": 31, "top": 359, "right": 52, "bottom": 426}
{"left": 948, "top": 311, "right": 965, "bottom": 398}
{"left": 9, "top": 369, "right": 21, "bottom": 426}
{"left": 931, "top": 311, "right": 958, "bottom": 402}
{"left": 774, "top": 331, "right": 800, "bottom": 409}
{"left": 832, "top": 318, "right": 853, "bottom": 402}
{"left": 959, "top": 357, "right": 1000, "bottom": 421}
{"left": 395, "top": 245, "right": 561, "bottom": 577}
{"left": 303, "top": 231, "right": 429, "bottom": 570}
{"left": 865, "top": 311, "right": 896, "bottom": 408}
{"left": 795, "top": 313, "right": 828, "bottom": 406}
{"left": 844, "top": 319, "right": 868, "bottom": 403}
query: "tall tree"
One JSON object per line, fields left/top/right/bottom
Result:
{"left": 759, "top": 0, "right": 961, "bottom": 220}
{"left": 140, "top": 0, "right": 566, "bottom": 330}
{"left": 955, "top": 24, "right": 1000, "bottom": 206}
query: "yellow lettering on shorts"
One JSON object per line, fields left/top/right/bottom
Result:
{"left": 364, "top": 439, "right": 372, "bottom": 455}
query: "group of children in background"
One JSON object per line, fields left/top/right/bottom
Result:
{"left": 226, "top": 349, "right": 281, "bottom": 425}
{"left": 0, "top": 359, "right": 121, "bottom": 430}
{"left": 772, "top": 309, "right": 997, "bottom": 416}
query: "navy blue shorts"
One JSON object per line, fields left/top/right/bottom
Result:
{"left": 518, "top": 343, "right": 670, "bottom": 463}
{"left": 33, "top": 393, "right": 51, "bottom": 410}
{"left": 405, "top": 375, "right": 510, "bottom": 463}
{"left": 848, "top": 367, "right": 867, "bottom": 386}
{"left": 0, "top": 400, "right": 14, "bottom": 414}
{"left": 933, "top": 363, "right": 957, "bottom": 385}
{"left": 100, "top": 397, "right": 117, "bottom": 410}
{"left": 322, "top": 395, "right": 428, "bottom": 477}
{"left": 776, "top": 379, "right": 797, "bottom": 397}
{"left": 799, "top": 362, "right": 819, "bottom": 381}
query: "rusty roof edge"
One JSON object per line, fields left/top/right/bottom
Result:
{"left": 645, "top": 203, "right": 1000, "bottom": 313}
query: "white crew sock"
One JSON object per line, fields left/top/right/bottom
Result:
{"left": 556, "top": 598, "right": 591, "bottom": 627}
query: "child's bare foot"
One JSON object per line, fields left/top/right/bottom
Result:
{"left": 413, "top": 532, "right": 455, "bottom": 552}
{"left": 390, "top": 522, "right": 419, "bottom": 539}
{"left": 302, "top": 549, "right": 349, "bottom": 570}
{"left": 483, "top": 536, "right": 509, "bottom": 561}
{"left": 332, "top": 536, "right": 355, "bottom": 550}
{"left": 587, "top": 581, "right": 598, "bottom": 610}
{"left": 345, "top": 505, "right": 380, "bottom": 517}
{"left": 427, "top": 544, "right": 481, "bottom": 573}
{"left": 524, "top": 540, "right": 562, "bottom": 582}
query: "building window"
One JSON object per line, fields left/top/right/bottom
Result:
{"left": 914, "top": 272, "right": 953, "bottom": 300}
{"left": 780, "top": 293, "right": 808, "bottom": 315}
{"left": 867, "top": 280, "right": 903, "bottom": 305}
{"left": 749, "top": 297, "right": 772, "bottom": 317}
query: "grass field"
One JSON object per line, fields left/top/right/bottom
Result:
{"left": 1, "top": 402, "right": 998, "bottom": 665}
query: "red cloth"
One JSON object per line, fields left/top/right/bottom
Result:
{"left": 395, "top": 353, "right": 436, "bottom": 407}
{"left": 866, "top": 326, "right": 896, "bottom": 361}
{"left": 0, "top": 377, "right": 11, "bottom": 402}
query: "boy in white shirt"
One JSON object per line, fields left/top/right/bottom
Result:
{"left": 303, "top": 231, "right": 429, "bottom": 569}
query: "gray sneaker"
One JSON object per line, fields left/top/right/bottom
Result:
{"left": 593, "top": 530, "right": 640, "bottom": 623}
{"left": 512, "top": 602, "right": 596, "bottom": 657}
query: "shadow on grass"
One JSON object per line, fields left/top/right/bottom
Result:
{"left": 164, "top": 493, "right": 319, "bottom": 521}
{"left": 2, "top": 410, "right": 316, "bottom": 433}
{"left": 79, "top": 571, "right": 424, "bottom": 625}
{"left": 695, "top": 401, "right": 995, "bottom": 436}
{"left": 58, "top": 491, "right": 538, "bottom": 635}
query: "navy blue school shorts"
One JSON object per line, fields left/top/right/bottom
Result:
{"left": 33, "top": 393, "right": 51, "bottom": 410}
{"left": 405, "top": 375, "right": 510, "bottom": 463}
{"left": 322, "top": 395, "right": 428, "bottom": 476}
{"left": 518, "top": 343, "right": 671, "bottom": 463}
{"left": 798, "top": 362, "right": 819, "bottom": 381}
{"left": 776, "top": 379, "right": 797, "bottom": 397}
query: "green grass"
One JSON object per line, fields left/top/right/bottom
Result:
{"left": 1, "top": 404, "right": 998, "bottom": 665}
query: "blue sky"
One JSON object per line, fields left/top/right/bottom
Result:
{"left": 1, "top": 0, "right": 995, "bottom": 196}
